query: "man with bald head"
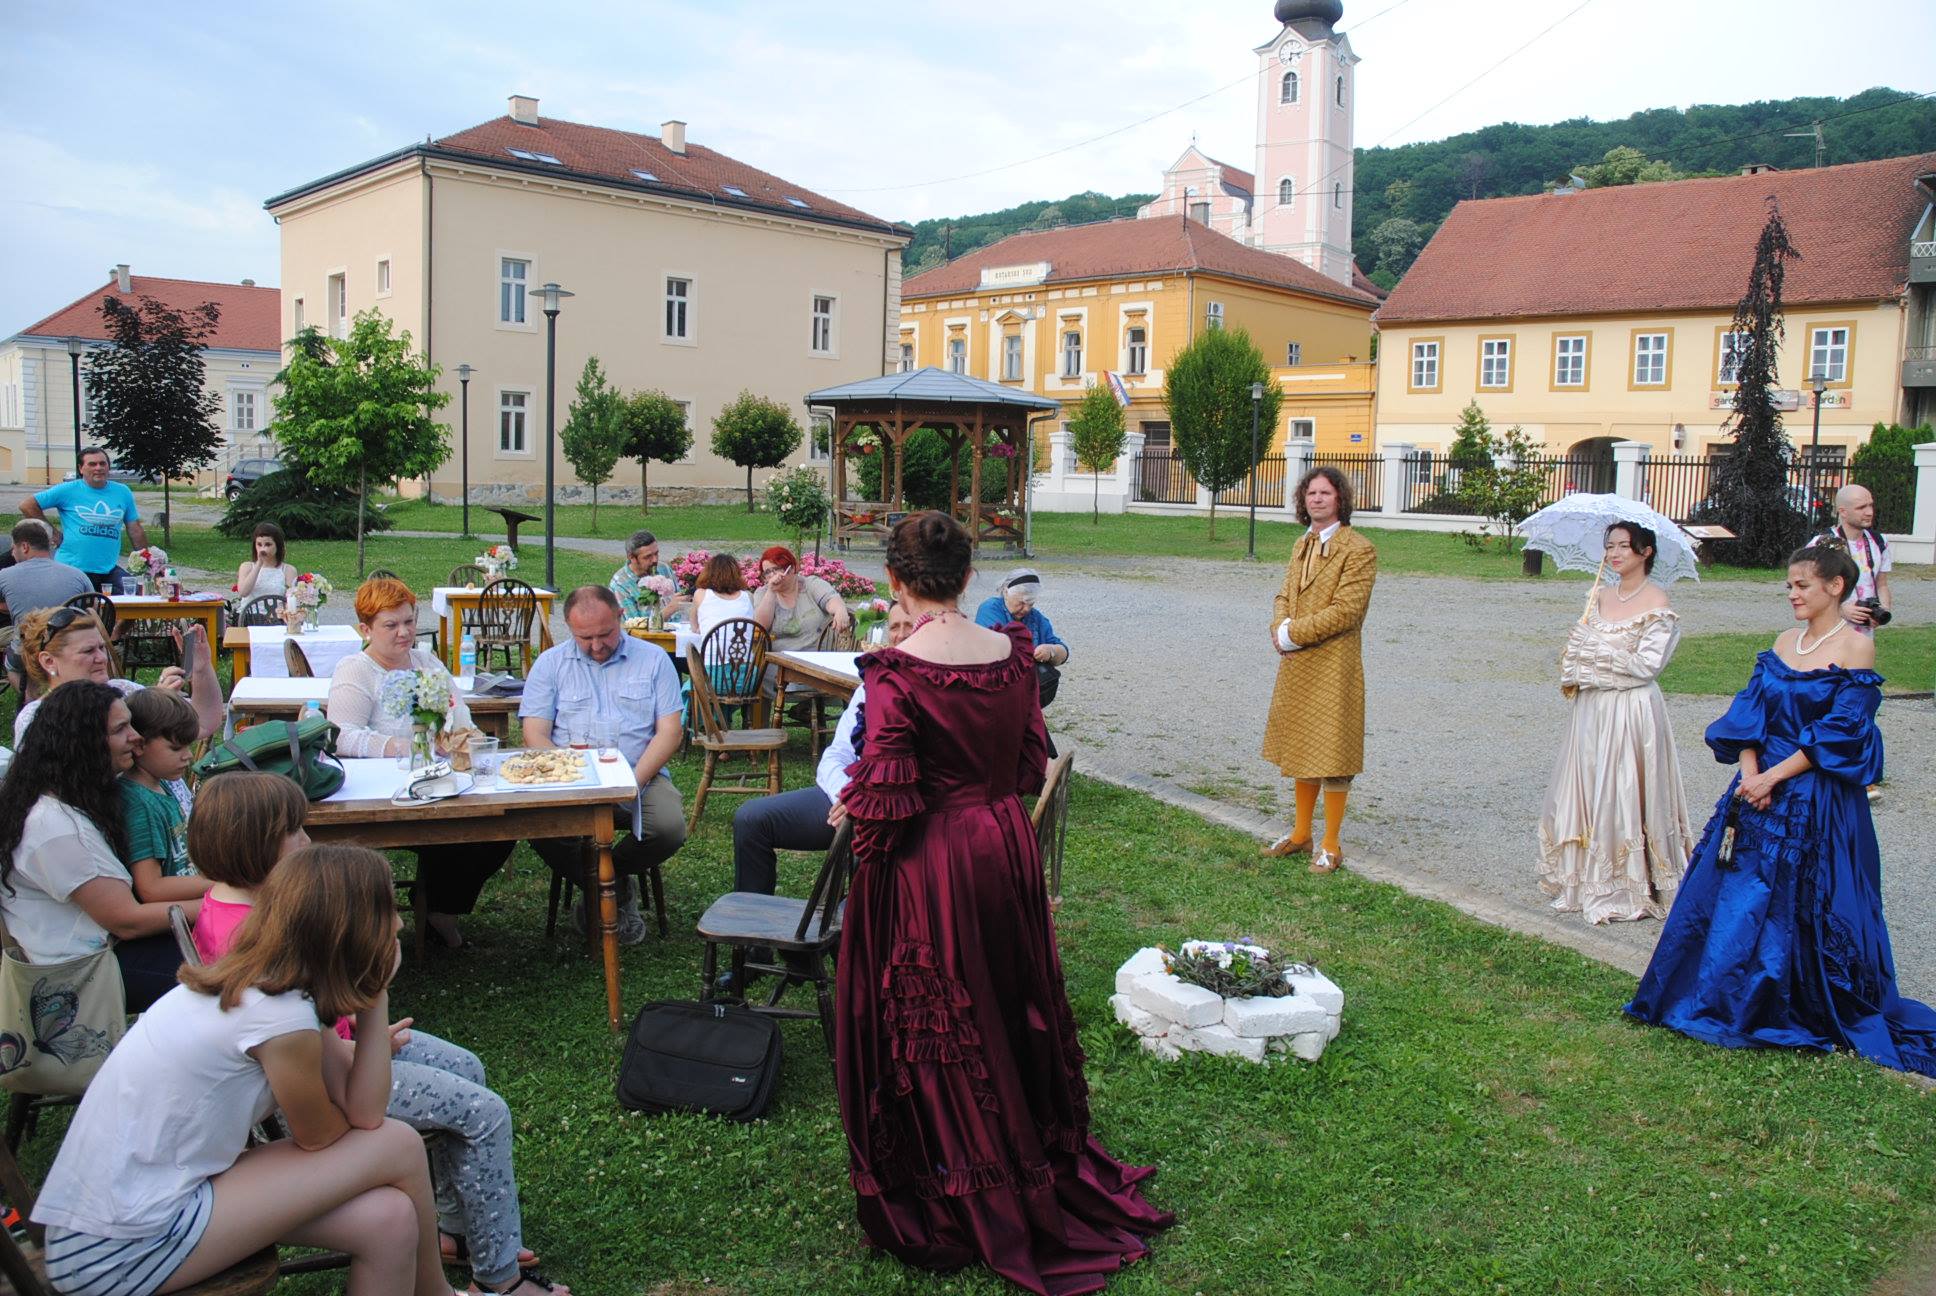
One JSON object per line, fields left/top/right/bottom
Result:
{"left": 1809, "top": 483, "right": 1892, "bottom": 634}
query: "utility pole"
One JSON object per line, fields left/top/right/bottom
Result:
{"left": 1785, "top": 120, "right": 1825, "bottom": 168}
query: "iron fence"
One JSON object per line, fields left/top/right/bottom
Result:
{"left": 1640, "top": 454, "right": 1716, "bottom": 523}
{"left": 1397, "top": 450, "right": 1490, "bottom": 515}
{"left": 1131, "top": 450, "right": 1197, "bottom": 504}
{"left": 1520, "top": 453, "right": 1616, "bottom": 509}
{"left": 1213, "top": 455, "right": 1289, "bottom": 509}
{"left": 1312, "top": 453, "right": 1384, "bottom": 513}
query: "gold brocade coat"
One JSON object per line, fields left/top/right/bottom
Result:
{"left": 1261, "top": 525, "right": 1378, "bottom": 779}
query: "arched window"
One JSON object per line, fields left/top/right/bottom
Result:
{"left": 1278, "top": 177, "right": 1295, "bottom": 205}
{"left": 1280, "top": 71, "right": 1299, "bottom": 104}
{"left": 1335, "top": 75, "right": 1345, "bottom": 106}
{"left": 1333, "top": 182, "right": 1344, "bottom": 209}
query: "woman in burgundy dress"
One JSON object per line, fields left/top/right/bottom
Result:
{"left": 837, "top": 511, "right": 1171, "bottom": 1295}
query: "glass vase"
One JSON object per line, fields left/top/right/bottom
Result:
{"left": 399, "top": 723, "right": 436, "bottom": 771}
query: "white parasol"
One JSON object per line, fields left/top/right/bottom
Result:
{"left": 1520, "top": 494, "right": 1701, "bottom": 621}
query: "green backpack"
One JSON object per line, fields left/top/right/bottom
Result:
{"left": 193, "top": 713, "right": 346, "bottom": 801}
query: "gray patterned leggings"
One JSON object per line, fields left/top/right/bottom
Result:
{"left": 389, "top": 1031, "right": 525, "bottom": 1287}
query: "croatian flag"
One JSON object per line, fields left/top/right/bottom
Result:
{"left": 1104, "top": 371, "right": 1130, "bottom": 408}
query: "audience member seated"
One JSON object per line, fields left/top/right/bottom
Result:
{"left": 609, "top": 528, "right": 691, "bottom": 621}
{"left": 120, "top": 688, "right": 212, "bottom": 906}
{"left": 0, "top": 519, "right": 90, "bottom": 624}
{"left": 327, "top": 576, "right": 514, "bottom": 949}
{"left": 14, "top": 605, "right": 221, "bottom": 761}
{"left": 234, "top": 520, "right": 299, "bottom": 599}
{"left": 751, "top": 545, "right": 851, "bottom": 653}
{"left": 692, "top": 553, "right": 753, "bottom": 642}
{"left": 975, "top": 566, "right": 1069, "bottom": 702}
{"left": 522, "top": 586, "right": 686, "bottom": 945}
{"left": 0, "top": 681, "right": 188, "bottom": 1011}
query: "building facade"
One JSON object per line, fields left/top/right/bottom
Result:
{"left": 268, "top": 96, "right": 909, "bottom": 501}
{"left": 0, "top": 267, "right": 281, "bottom": 485}
{"left": 1374, "top": 153, "right": 1936, "bottom": 465}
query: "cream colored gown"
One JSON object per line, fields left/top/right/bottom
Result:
{"left": 1537, "top": 604, "right": 1693, "bottom": 923}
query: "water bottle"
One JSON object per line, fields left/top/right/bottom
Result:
{"left": 300, "top": 699, "right": 322, "bottom": 729}
{"left": 459, "top": 634, "right": 477, "bottom": 681}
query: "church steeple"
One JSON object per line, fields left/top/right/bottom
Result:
{"left": 1253, "top": 2, "right": 1357, "bottom": 286}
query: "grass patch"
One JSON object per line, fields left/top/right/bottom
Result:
{"left": 1660, "top": 624, "right": 1936, "bottom": 696}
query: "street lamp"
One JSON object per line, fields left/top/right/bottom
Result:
{"left": 1806, "top": 371, "right": 1828, "bottom": 530}
{"left": 534, "top": 283, "right": 574, "bottom": 590}
{"left": 65, "top": 338, "right": 85, "bottom": 477}
{"left": 455, "top": 364, "right": 474, "bottom": 539}
{"left": 1246, "top": 380, "right": 1265, "bottom": 561}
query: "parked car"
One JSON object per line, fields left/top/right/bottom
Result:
{"left": 225, "top": 457, "right": 286, "bottom": 499}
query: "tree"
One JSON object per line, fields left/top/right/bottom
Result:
{"left": 764, "top": 465, "right": 831, "bottom": 552}
{"left": 1447, "top": 400, "right": 1492, "bottom": 461}
{"left": 271, "top": 313, "right": 450, "bottom": 576}
{"left": 1455, "top": 422, "right": 1548, "bottom": 551}
{"left": 1578, "top": 145, "right": 1684, "bottom": 188}
{"left": 711, "top": 391, "right": 802, "bottom": 512}
{"left": 559, "top": 356, "right": 626, "bottom": 530}
{"left": 84, "top": 294, "right": 225, "bottom": 546}
{"left": 1065, "top": 383, "right": 1127, "bottom": 524}
{"left": 1708, "top": 202, "right": 1805, "bottom": 566}
{"left": 620, "top": 390, "right": 692, "bottom": 515}
{"left": 1365, "top": 216, "right": 1426, "bottom": 281}
{"left": 1383, "top": 178, "right": 1416, "bottom": 218}
{"left": 1163, "top": 327, "right": 1281, "bottom": 540}
{"left": 1848, "top": 421, "right": 1935, "bottom": 534}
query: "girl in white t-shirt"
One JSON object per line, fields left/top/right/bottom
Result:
{"left": 33, "top": 844, "right": 461, "bottom": 1296}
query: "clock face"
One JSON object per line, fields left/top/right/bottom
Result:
{"left": 1277, "top": 40, "right": 1303, "bottom": 65}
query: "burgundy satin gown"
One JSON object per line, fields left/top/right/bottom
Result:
{"left": 836, "top": 624, "right": 1172, "bottom": 1295}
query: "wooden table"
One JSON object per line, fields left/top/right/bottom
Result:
{"left": 222, "top": 625, "right": 364, "bottom": 681}
{"left": 228, "top": 676, "right": 523, "bottom": 737}
{"left": 431, "top": 586, "right": 556, "bottom": 673}
{"left": 768, "top": 649, "right": 861, "bottom": 703}
{"left": 107, "top": 595, "right": 223, "bottom": 647}
{"left": 305, "top": 757, "right": 640, "bottom": 1029}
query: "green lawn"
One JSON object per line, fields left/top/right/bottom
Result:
{"left": 1660, "top": 624, "right": 1936, "bottom": 696}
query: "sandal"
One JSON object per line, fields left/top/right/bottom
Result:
{"left": 1261, "top": 833, "right": 1312, "bottom": 859}
{"left": 1308, "top": 847, "right": 1344, "bottom": 875}
{"left": 471, "top": 1270, "right": 568, "bottom": 1295}
{"left": 441, "top": 1232, "right": 538, "bottom": 1268}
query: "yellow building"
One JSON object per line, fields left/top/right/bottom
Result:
{"left": 898, "top": 215, "right": 1380, "bottom": 460}
{"left": 1375, "top": 153, "right": 1936, "bottom": 469}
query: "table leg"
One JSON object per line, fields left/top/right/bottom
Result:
{"left": 229, "top": 645, "right": 249, "bottom": 681}
{"left": 593, "top": 807, "right": 622, "bottom": 1031}
{"left": 446, "top": 605, "right": 465, "bottom": 673}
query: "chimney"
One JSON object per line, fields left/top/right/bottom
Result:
{"left": 113, "top": 264, "right": 131, "bottom": 292}
{"left": 508, "top": 94, "right": 539, "bottom": 126}
{"left": 241, "top": 278, "right": 256, "bottom": 287}
{"left": 662, "top": 119, "right": 687, "bottom": 155}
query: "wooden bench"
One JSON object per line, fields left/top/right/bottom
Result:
{"left": 486, "top": 505, "right": 542, "bottom": 551}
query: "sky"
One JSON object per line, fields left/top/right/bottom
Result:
{"left": 4, "top": 0, "right": 1933, "bottom": 332}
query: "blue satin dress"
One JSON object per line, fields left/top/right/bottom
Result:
{"left": 1625, "top": 651, "right": 1936, "bottom": 1077}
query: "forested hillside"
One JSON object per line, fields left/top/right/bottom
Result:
{"left": 898, "top": 87, "right": 1936, "bottom": 286}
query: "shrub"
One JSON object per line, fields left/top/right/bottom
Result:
{"left": 217, "top": 469, "right": 392, "bottom": 542}
{"left": 854, "top": 428, "right": 1010, "bottom": 509}
{"left": 764, "top": 466, "right": 831, "bottom": 550}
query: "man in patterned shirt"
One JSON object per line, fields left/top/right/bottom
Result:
{"left": 607, "top": 529, "right": 693, "bottom": 620}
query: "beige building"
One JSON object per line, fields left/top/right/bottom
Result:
{"left": 267, "top": 96, "right": 910, "bottom": 502}
{"left": 0, "top": 267, "right": 281, "bottom": 485}
{"left": 1374, "top": 152, "right": 1936, "bottom": 466}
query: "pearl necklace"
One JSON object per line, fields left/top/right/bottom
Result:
{"left": 1612, "top": 578, "right": 1648, "bottom": 604}
{"left": 1795, "top": 619, "right": 1845, "bottom": 656}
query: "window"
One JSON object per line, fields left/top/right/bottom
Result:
{"left": 1278, "top": 177, "right": 1295, "bottom": 206}
{"left": 1716, "top": 330, "right": 1748, "bottom": 386}
{"left": 1280, "top": 70, "right": 1299, "bottom": 104}
{"left": 498, "top": 391, "right": 529, "bottom": 454}
{"left": 947, "top": 336, "right": 967, "bottom": 374}
{"left": 809, "top": 413, "right": 832, "bottom": 463}
{"left": 1553, "top": 334, "right": 1587, "bottom": 387}
{"left": 1060, "top": 330, "right": 1083, "bottom": 379}
{"left": 1479, "top": 336, "right": 1512, "bottom": 390}
{"left": 810, "top": 295, "right": 835, "bottom": 355}
{"left": 899, "top": 342, "right": 914, "bottom": 373}
{"left": 505, "top": 148, "right": 560, "bottom": 165}
{"left": 326, "top": 272, "right": 347, "bottom": 338}
{"left": 1127, "top": 326, "right": 1148, "bottom": 375}
{"left": 499, "top": 258, "right": 529, "bottom": 325}
{"left": 232, "top": 389, "right": 257, "bottom": 434}
{"left": 1289, "top": 418, "right": 1316, "bottom": 443}
{"left": 1205, "top": 301, "right": 1224, "bottom": 331}
{"left": 1631, "top": 331, "right": 1669, "bottom": 386}
{"left": 785, "top": 196, "right": 810, "bottom": 209}
{"left": 631, "top": 168, "right": 659, "bottom": 182}
{"left": 1002, "top": 333, "right": 1024, "bottom": 381}
{"left": 1809, "top": 324, "right": 1850, "bottom": 384}
{"left": 1286, "top": 342, "right": 1302, "bottom": 367}
{"left": 721, "top": 185, "right": 747, "bottom": 198}
{"left": 1335, "top": 75, "right": 1345, "bottom": 106}
{"left": 1332, "top": 183, "right": 1343, "bottom": 209}
{"left": 1409, "top": 339, "right": 1441, "bottom": 392}
{"left": 375, "top": 258, "right": 392, "bottom": 296}
{"left": 292, "top": 297, "right": 305, "bottom": 332}
{"left": 673, "top": 401, "right": 696, "bottom": 462}
{"left": 1189, "top": 201, "right": 1211, "bottom": 225}
{"left": 664, "top": 277, "right": 691, "bottom": 340}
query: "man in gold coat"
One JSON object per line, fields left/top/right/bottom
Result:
{"left": 1261, "top": 465, "right": 1378, "bottom": 873}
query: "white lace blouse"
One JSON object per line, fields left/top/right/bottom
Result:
{"left": 325, "top": 648, "right": 472, "bottom": 758}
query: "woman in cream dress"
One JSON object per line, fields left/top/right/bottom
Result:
{"left": 1537, "top": 522, "right": 1693, "bottom": 923}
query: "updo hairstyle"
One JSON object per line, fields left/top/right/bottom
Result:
{"left": 884, "top": 510, "right": 973, "bottom": 603}
{"left": 1787, "top": 541, "right": 1860, "bottom": 600}
{"left": 1604, "top": 521, "right": 1658, "bottom": 575}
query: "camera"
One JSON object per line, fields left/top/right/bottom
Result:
{"left": 1856, "top": 597, "right": 1892, "bottom": 627}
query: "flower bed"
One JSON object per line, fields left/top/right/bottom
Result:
{"left": 1110, "top": 945, "right": 1343, "bottom": 1065}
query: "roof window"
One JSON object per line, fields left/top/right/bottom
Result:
{"left": 631, "top": 169, "right": 659, "bottom": 182}
{"left": 721, "top": 185, "right": 748, "bottom": 198}
{"left": 785, "top": 196, "right": 809, "bottom": 209}
{"left": 507, "top": 147, "right": 562, "bottom": 165}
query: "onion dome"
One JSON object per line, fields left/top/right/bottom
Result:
{"left": 1274, "top": 0, "right": 1344, "bottom": 31}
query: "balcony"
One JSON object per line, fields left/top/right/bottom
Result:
{"left": 1905, "top": 345, "right": 1936, "bottom": 389}
{"left": 1912, "top": 239, "right": 1936, "bottom": 284}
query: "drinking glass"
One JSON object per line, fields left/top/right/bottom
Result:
{"left": 562, "top": 710, "right": 594, "bottom": 752}
{"left": 591, "top": 720, "right": 618, "bottom": 762}
{"left": 865, "top": 622, "right": 888, "bottom": 649}
{"left": 469, "top": 737, "right": 501, "bottom": 789}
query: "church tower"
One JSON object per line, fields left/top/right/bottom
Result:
{"left": 1252, "top": 0, "right": 1358, "bottom": 286}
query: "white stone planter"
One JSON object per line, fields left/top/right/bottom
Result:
{"left": 1110, "top": 945, "right": 1343, "bottom": 1065}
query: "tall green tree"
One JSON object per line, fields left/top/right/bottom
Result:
{"left": 1709, "top": 202, "right": 1805, "bottom": 566}
{"left": 271, "top": 313, "right": 449, "bottom": 576}
{"left": 1447, "top": 400, "right": 1492, "bottom": 461}
{"left": 560, "top": 356, "right": 626, "bottom": 530}
{"left": 84, "top": 294, "right": 225, "bottom": 545}
{"left": 620, "top": 390, "right": 692, "bottom": 515}
{"left": 1163, "top": 327, "right": 1281, "bottom": 540}
{"left": 711, "top": 391, "right": 802, "bottom": 512}
{"left": 1065, "top": 383, "right": 1127, "bottom": 524}
{"left": 1365, "top": 217, "right": 1426, "bottom": 281}
{"left": 1578, "top": 145, "right": 1684, "bottom": 187}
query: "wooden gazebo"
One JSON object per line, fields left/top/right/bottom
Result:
{"left": 806, "top": 369, "right": 1060, "bottom": 550}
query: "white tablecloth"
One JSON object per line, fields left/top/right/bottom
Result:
{"left": 778, "top": 650, "right": 862, "bottom": 681}
{"left": 430, "top": 585, "right": 556, "bottom": 619}
{"left": 324, "top": 754, "right": 637, "bottom": 804}
{"left": 248, "top": 625, "right": 362, "bottom": 679}
{"left": 232, "top": 674, "right": 480, "bottom": 708}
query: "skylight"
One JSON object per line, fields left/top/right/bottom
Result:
{"left": 506, "top": 147, "right": 562, "bottom": 165}
{"left": 631, "top": 169, "right": 659, "bottom": 182}
{"left": 721, "top": 185, "right": 747, "bottom": 198}
{"left": 785, "top": 196, "right": 810, "bottom": 209}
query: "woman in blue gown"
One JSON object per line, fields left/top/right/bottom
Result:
{"left": 1626, "top": 542, "right": 1936, "bottom": 1078}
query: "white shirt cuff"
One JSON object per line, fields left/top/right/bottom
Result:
{"left": 1275, "top": 619, "right": 1297, "bottom": 652}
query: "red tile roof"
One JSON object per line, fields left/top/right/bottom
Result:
{"left": 903, "top": 216, "right": 1378, "bottom": 307}
{"left": 1378, "top": 151, "right": 1936, "bottom": 324}
{"left": 13, "top": 276, "right": 282, "bottom": 352}
{"left": 1202, "top": 154, "right": 1255, "bottom": 196}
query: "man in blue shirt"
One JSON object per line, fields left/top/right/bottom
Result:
{"left": 521, "top": 585, "right": 687, "bottom": 944}
{"left": 21, "top": 446, "right": 148, "bottom": 590}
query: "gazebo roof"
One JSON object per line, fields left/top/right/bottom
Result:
{"left": 807, "top": 367, "right": 1061, "bottom": 411}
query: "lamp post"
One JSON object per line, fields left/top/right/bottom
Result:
{"left": 455, "top": 364, "right": 473, "bottom": 539}
{"left": 534, "top": 283, "right": 574, "bottom": 590}
{"left": 1246, "top": 380, "right": 1264, "bottom": 561}
{"left": 65, "top": 338, "right": 85, "bottom": 477}
{"left": 1806, "top": 371, "right": 1828, "bottom": 531}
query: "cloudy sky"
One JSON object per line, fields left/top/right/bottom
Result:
{"left": 4, "top": 0, "right": 1931, "bottom": 330}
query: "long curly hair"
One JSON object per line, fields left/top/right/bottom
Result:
{"left": 0, "top": 681, "right": 131, "bottom": 892}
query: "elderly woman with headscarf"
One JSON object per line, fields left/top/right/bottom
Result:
{"left": 974, "top": 567, "right": 1069, "bottom": 710}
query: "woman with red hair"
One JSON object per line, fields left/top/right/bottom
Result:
{"left": 751, "top": 545, "right": 851, "bottom": 653}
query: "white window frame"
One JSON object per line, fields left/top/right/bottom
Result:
{"left": 674, "top": 400, "right": 697, "bottom": 463}
{"left": 1633, "top": 332, "right": 1669, "bottom": 387}
{"left": 1289, "top": 418, "right": 1316, "bottom": 442}
{"left": 898, "top": 341, "right": 914, "bottom": 373}
{"left": 1126, "top": 326, "right": 1148, "bottom": 376}
{"left": 326, "top": 269, "right": 348, "bottom": 339}
{"left": 1479, "top": 337, "right": 1512, "bottom": 389}
{"left": 1060, "top": 330, "right": 1083, "bottom": 379}
{"left": 1717, "top": 330, "right": 1748, "bottom": 386}
{"left": 1808, "top": 325, "right": 1850, "bottom": 384}
{"left": 808, "top": 411, "right": 832, "bottom": 463}
{"left": 1554, "top": 334, "right": 1587, "bottom": 387}
{"left": 947, "top": 336, "right": 967, "bottom": 374}
{"left": 1286, "top": 341, "right": 1302, "bottom": 367}
{"left": 1205, "top": 301, "right": 1224, "bottom": 331}
{"left": 663, "top": 275, "right": 695, "bottom": 344}
{"left": 497, "top": 255, "right": 533, "bottom": 330}
{"left": 810, "top": 293, "right": 837, "bottom": 357}
{"left": 230, "top": 387, "right": 259, "bottom": 435}
{"left": 291, "top": 296, "right": 305, "bottom": 334}
{"left": 1280, "top": 70, "right": 1299, "bottom": 104}
{"left": 1278, "top": 177, "right": 1295, "bottom": 206}
{"left": 496, "top": 389, "right": 531, "bottom": 456}
{"left": 1410, "top": 340, "right": 1440, "bottom": 391}
{"left": 374, "top": 256, "right": 392, "bottom": 298}
{"left": 1002, "top": 333, "right": 1024, "bottom": 381}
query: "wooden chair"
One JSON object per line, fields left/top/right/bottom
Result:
{"left": 118, "top": 618, "right": 181, "bottom": 674}
{"left": 694, "top": 616, "right": 771, "bottom": 734}
{"left": 697, "top": 821, "right": 852, "bottom": 1051}
{"left": 367, "top": 568, "right": 400, "bottom": 582}
{"left": 282, "top": 638, "right": 313, "bottom": 678}
{"left": 61, "top": 591, "right": 116, "bottom": 636}
{"left": 1032, "top": 749, "right": 1074, "bottom": 911}
{"left": 684, "top": 645, "right": 785, "bottom": 833}
{"left": 447, "top": 563, "right": 487, "bottom": 588}
{"left": 473, "top": 578, "right": 539, "bottom": 675}
{"left": 236, "top": 594, "right": 286, "bottom": 627}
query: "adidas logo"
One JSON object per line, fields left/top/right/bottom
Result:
{"left": 71, "top": 500, "right": 124, "bottom": 524}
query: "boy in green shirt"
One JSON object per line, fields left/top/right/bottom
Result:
{"left": 119, "top": 688, "right": 211, "bottom": 904}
